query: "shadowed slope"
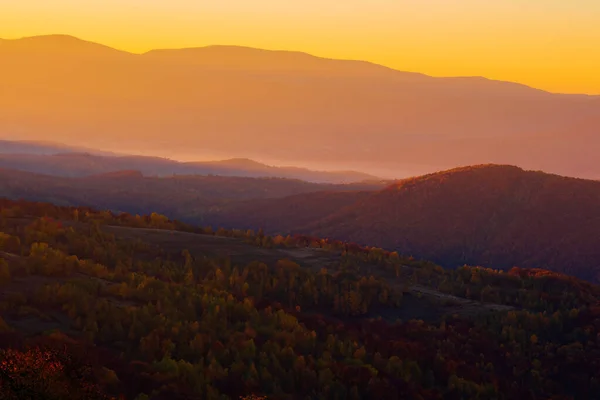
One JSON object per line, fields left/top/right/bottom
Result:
{"left": 201, "top": 190, "right": 374, "bottom": 232}
{"left": 202, "top": 165, "right": 600, "bottom": 282}
{"left": 0, "top": 168, "right": 385, "bottom": 219}
{"left": 305, "top": 165, "right": 600, "bottom": 281}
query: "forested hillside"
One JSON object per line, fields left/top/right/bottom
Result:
{"left": 206, "top": 165, "right": 600, "bottom": 283}
{"left": 307, "top": 165, "right": 600, "bottom": 282}
{"left": 1, "top": 198, "right": 600, "bottom": 399}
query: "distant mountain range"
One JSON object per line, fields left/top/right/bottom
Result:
{"left": 2, "top": 35, "right": 599, "bottom": 179}
{"left": 0, "top": 140, "right": 380, "bottom": 183}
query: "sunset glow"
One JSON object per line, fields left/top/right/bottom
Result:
{"left": 2, "top": 0, "right": 599, "bottom": 94}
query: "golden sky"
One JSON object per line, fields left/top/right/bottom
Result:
{"left": 2, "top": 0, "right": 600, "bottom": 94}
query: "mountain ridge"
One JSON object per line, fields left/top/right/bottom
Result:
{"left": 2, "top": 34, "right": 594, "bottom": 96}
{"left": 2, "top": 34, "right": 600, "bottom": 179}
{"left": 0, "top": 34, "right": 131, "bottom": 56}
{"left": 0, "top": 143, "right": 380, "bottom": 183}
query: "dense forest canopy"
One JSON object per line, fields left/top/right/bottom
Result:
{"left": 1, "top": 198, "right": 600, "bottom": 399}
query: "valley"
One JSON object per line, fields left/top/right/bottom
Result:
{"left": 2, "top": 6, "right": 599, "bottom": 399}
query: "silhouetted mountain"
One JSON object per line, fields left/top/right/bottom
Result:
{"left": 0, "top": 34, "right": 128, "bottom": 56}
{"left": 0, "top": 149, "right": 379, "bottom": 183}
{"left": 2, "top": 35, "right": 599, "bottom": 179}
{"left": 0, "top": 140, "right": 118, "bottom": 156}
{"left": 206, "top": 165, "right": 600, "bottom": 282}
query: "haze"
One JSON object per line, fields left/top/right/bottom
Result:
{"left": 1, "top": 1, "right": 600, "bottom": 179}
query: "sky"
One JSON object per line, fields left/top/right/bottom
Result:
{"left": 1, "top": 0, "right": 600, "bottom": 94}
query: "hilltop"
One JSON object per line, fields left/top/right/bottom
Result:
{"left": 204, "top": 165, "right": 600, "bottom": 282}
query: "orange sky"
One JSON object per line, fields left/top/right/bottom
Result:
{"left": 1, "top": 0, "right": 600, "bottom": 94}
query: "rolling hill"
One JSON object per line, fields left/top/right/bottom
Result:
{"left": 2, "top": 35, "right": 600, "bottom": 179}
{"left": 0, "top": 168, "right": 384, "bottom": 220}
{"left": 204, "top": 165, "right": 600, "bottom": 282}
{"left": 0, "top": 142, "right": 379, "bottom": 183}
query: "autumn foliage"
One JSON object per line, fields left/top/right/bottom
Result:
{"left": 0, "top": 345, "right": 110, "bottom": 400}
{"left": 1, "top": 198, "right": 600, "bottom": 399}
